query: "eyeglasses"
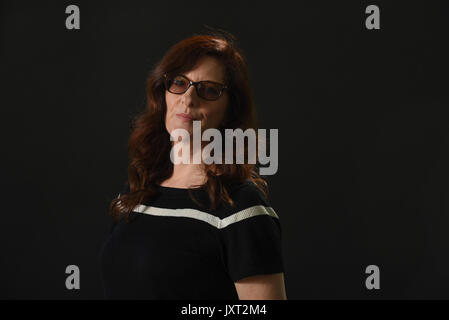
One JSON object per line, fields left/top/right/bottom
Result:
{"left": 163, "top": 73, "right": 228, "bottom": 101}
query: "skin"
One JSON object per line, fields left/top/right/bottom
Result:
{"left": 162, "top": 55, "right": 287, "bottom": 300}
{"left": 234, "top": 273, "right": 287, "bottom": 300}
{"left": 163, "top": 55, "right": 228, "bottom": 188}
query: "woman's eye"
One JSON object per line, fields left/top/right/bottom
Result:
{"left": 206, "top": 86, "right": 219, "bottom": 94}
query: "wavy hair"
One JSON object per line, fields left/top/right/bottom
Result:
{"left": 110, "top": 29, "right": 269, "bottom": 222}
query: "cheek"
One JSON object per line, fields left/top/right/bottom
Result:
{"left": 165, "top": 93, "right": 175, "bottom": 113}
{"left": 164, "top": 93, "right": 175, "bottom": 129}
{"left": 165, "top": 94, "right": 180, "bottom": 126}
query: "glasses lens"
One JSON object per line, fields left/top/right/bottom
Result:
{"left": 197, "top": 82, "right": 221, "bottom": 100}
{"left": 168, "top": 75, "right": 189, "bottom": 93}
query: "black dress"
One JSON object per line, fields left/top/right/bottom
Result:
{"left": 98, "top": 180, "right": 284, "bottom": 299}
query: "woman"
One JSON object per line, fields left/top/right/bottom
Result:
{"left": 99, "top": 30, "right": 287, "bottom": 300}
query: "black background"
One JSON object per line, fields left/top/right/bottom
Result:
{"left": 1, "top": 0, "right": 448, "bottom": 299}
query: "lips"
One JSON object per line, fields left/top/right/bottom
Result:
{"left": 176, "top": 113, "right": 198, "bottom": 120}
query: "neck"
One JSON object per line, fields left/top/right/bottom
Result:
{"left": 162, "top": 139, "right": 207, "bottom": 188}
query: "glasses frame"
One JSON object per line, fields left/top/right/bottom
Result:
{"left": 163, "top": 73, "right": 228, "bottom": 101}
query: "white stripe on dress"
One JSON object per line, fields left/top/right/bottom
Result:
{"left": 131, "top": 204, "right": 279, "bottom": 229}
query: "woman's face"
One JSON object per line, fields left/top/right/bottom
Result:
{"left": 165, "top": 56, "right": 229, "bottom": 136}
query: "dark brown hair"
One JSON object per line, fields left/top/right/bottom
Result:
{"left": 110, "top": 29, "right": 268, "bottom": 222}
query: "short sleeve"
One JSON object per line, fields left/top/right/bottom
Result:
{"left": 219, "top": 184, "right": 284, "bottom": 282}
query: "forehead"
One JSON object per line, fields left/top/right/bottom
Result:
{"left": 183, "top": 56, "right": 226, "bottom": 83}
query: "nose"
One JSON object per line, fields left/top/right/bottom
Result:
{"left": 181, "top": 84, "right": 199, "bottom": 107}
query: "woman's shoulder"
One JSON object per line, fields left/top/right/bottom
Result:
{"left": 225, "top": 179, "right": 272, "bottom": 211}
{"left": 215, "top": 179, "right": 279, "bottom": 228}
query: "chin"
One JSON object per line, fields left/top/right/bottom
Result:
{"left": 168, "top": 124, "right": 193, "bottom": 135}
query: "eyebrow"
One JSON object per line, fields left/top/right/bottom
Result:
{"left": 180, "top": 73, "right": 225, "bottom": 85}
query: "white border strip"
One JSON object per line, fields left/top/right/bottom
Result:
{"left": 132, "top": 204, "right": 279, "bottom": 229}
